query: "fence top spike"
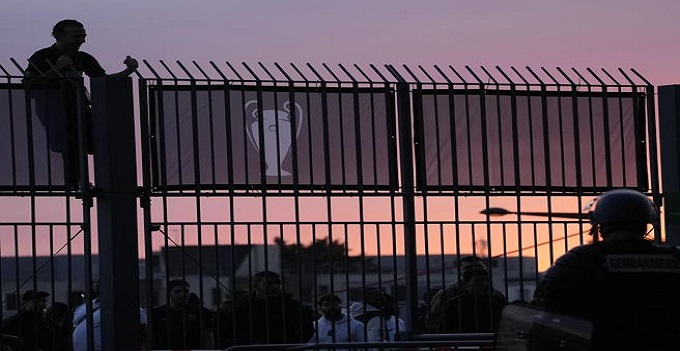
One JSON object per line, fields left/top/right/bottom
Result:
{"left": 480, "top": 66, "right": 500, "bottom": 85}
{"left": 570, "top": 67, "right": 590, "bottom": 86}
{"left": 465, "top": 66, "right": 484, "bottom": 84}
{"left": 337, "top": 64, "right": 357, "bottom": 83}
{"left": 384, "top": 64, "right": 407, "bottom": 83}
{"left": 401, "top": 65, "right": 420, "bottom": 83}
{"left": 176, "top": 60, "right": 195, "bottom": 80}
{"left": 9, "top": 58, "right": 26, "bottom": 76}
{"left": 540, "top": 67, "right": 560, "bottom": 85}
{"left": 417, "top": 65, "right": 436, "bottom": 84}
{"left": 321, "top": 63, "right": 341, "bottom": 82}
{"left": 449, "top": 66, "right": 467, "bottom": 84}
{"left": 225, "top": 61, "right": 244, "bottom": 81}
{"left": 273, "top": 62, "right": 293, "bottom": 82}
{"left": 241, "top": 62, "right": 260, "bottom": 81}
{"left": 0, "top": 63, "right": 10, "bottom": 76}
{"left": 432, "top": 65, "right": 453, "bottom": 84}
{"left": 353, "top": 64, "right": 373, "bottom": 83}
{"left": 525, "top": 66, "right": 546, "bottom": 85}
{"left": 192, "top": 61, "right": 210, "bottom": 80}
{"left": 258, "top": 62, "right": 276, "bottom": 81}
{"left": 492, "top": 66, "right": 512, "bottom": 85}
{"left": 630, "top": 68, "right": 651, "bottom": 86}
{"left": 306, "top": 63, "right": 324, "bottom": 82}
{"left": 159, "top": 60, "right": 178, "bottom": 80}
{"left": 289, "top": 63, "right": 309, "bottom": 82}
{"left": 142, "top": 59, "right": 162, "bottom": 80}
{"left": 586, "top": 67, "right": 606, "bottom": 86}
{"left": 555, "top": 67, "right": 576, "bottom": 85}
{"left": 509, "top": 67, "right": 530, "bottom": 85}
{"left": 209, "top": 61, "right": 228, "bottom": 81}
{"left": 599, "top": 68, "right": 621, "bottom": 86}
{"left": 369, "top": 64, "right": 388, "bottom": 82}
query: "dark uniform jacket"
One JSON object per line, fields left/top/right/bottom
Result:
{"left": 533, "top": 238, "right": 680, "bottom": 351}
{"left": 232, "top": 293, "right": 315, "bottom": 345}
{"left": 1, "top": 310, "right": 52, "bottom": 351}
{"left": 427, "top": 282, "right": 507, "bottom": 333}
{"left": 149, "top": 303, "right": 212, "bottom": 349}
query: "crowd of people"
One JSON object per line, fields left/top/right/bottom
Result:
{"left": 0, "top": 263, "right": 504, "bottom": 350}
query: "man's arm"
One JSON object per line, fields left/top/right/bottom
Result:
{"left": 107, "top": 56, "right": 138, "bottom": 77}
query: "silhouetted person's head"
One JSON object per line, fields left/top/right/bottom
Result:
{"left": 317, "top": 294, "right": 343, "bottom": 320}
{"left": 21, "top": 290, "right": 49, "bottom": 313}
{"left": 167, "top": 279, "right": 190, "bottom": 308}
{"left": 459, "top": 255, "right": 487, "bottom": 273}
{"left": 92, "top": 278, "right": 101, "bottom": 298}
{"left": 52, "top": 19, "right": 86, "bottom": 53}
{"left": 47, "top": 302, "right": 71, "bottom": 326}
{"left": 461, "top": 267, "right": 491, "bottom": 295}
{"left": 253, "top": 271, "right": 282, "bottom": 298}
{"left": 589, "top": 189, "right": 656, "bottom": 240}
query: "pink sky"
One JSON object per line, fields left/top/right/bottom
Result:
{"left": 2, "top": 0, "right": 680, "bottom": 85}
{"left": 0, "top": 1, "right": 675, "bottom": 268}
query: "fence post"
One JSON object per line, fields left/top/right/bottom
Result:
{"left": 395, "top": 78, "right": 419, "bottom": 332}
{"left": 658, "top": 85, "right": 680, "bottom": 247}
{"left": 90, "top": 76, "right": 141, "bottom": 350}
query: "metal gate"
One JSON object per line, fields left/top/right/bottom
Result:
{"left": 0, "top": 59, "right": 660, "bottom": 350}
{"left": 136, "top": 62, "right": 659, "bottom": 348}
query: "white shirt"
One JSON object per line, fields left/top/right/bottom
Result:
{"left": 308, "top": 313, "right": 365, "bottom": 351}
{"left": 72, "top": 307, "right": 147, "bottom": 351}
{"left": 72, "top": 299, "right": 100, "bottom": 328}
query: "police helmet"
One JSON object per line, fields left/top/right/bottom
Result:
{"left": 589, "top": 188, "right": 657, "bottom": 225}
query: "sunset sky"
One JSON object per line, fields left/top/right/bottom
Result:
{"left": 2, "top": 0, "right": 680, "bottom": 85}
{"left": 0, "top": 0, "right": 677, "bottom": 268}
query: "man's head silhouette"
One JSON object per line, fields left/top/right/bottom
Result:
{"left": 52, "top": 19, "right": 86, "bottom": 53}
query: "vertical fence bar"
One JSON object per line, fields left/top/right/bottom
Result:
{"left": 658, "top": 85, "right": 680, "bottom": 246}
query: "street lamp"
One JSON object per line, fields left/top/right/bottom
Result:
{"left": 480, "top": 207, "right": 589, "bottom": 220}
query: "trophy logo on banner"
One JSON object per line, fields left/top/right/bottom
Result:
{"left": 245, "top": 100, "right": 303, "bottom": 177}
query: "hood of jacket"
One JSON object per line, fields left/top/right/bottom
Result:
{"left": 348, "top": 302, "right": 380, "bottom": 318}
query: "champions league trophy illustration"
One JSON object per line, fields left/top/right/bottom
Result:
{"left": 245, "top": 100, "right": 303, "bottom": 176}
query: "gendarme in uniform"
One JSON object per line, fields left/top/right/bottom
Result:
{"left": 533, "top": 189, "right": 680, "bottom": 351}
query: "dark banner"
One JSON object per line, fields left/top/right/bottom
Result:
{"left": 148, "top": 84, "right": 397, "bottom": 189}
{"left": 414, "top": 89, "right": 647, "bottom": 191}
{"left": 0, "top": 83, "right": 72, "bottom": 189}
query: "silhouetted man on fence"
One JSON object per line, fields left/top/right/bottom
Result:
{"left": 532, "top": 189, "right": 680, "bottom": 351}
{"left": 232, "top": 271, "right": 315, "bottom": 345}
{"left": 24, "top": 19, "right": 138, "bottom": 188}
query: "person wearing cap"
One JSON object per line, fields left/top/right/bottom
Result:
{"left": 232, "top": 271, "right": 315, "bottom": 345}
{"left": 1, "top": 290, "right": 52, "bottom": 350}
{"left": 149, "top": 279, "right": 214, "bottom": 349}
{"left": 308, "top": 294, "right": 365, "bottom": 350}
{"left": 532, "top": 188, "right": 680, "bottom": 350}
{"left": 426, "top": 255, "right": 507, "bottom": 333}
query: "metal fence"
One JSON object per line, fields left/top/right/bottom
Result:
{"left": 0, "top": 59, "right": 661, "bottom": 350}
